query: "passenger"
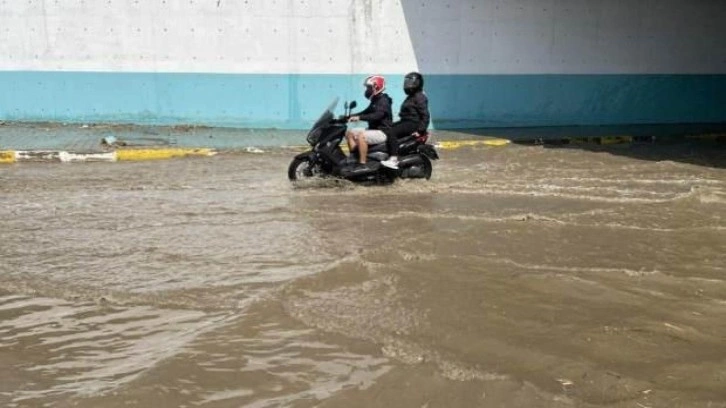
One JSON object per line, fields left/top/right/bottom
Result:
{"left": 381, "top": 72, "right": 430, "bottom": 169}
{"left": 346, "top": 75, "right": 393, "bottom": 168}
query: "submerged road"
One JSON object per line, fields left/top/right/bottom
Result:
{"left": 1, "top": 143, "right": 725, "bottom": 407}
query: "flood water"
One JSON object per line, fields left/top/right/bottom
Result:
{"left": 1, "top": 142, "right": 725, "bottom": 407}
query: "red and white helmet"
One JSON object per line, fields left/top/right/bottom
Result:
{"left": 363, "top": 75, "right": 386, "bottom": 99}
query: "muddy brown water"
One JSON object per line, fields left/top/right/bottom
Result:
{"left": 1, "top": 144, "right": 725, "bottom": 407}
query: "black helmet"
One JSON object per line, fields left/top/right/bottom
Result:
{"left": 403, "top": 72, "right": 424, "bottom": 96}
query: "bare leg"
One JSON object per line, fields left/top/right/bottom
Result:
{"left": 358, "top": 134, "right": 368, "bottom": 164}
{"left": 345, "top": 130, "right": 357, "bottom": 152}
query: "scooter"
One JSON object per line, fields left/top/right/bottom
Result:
{"left": 287, "top": 98, "right": 439, "bottom": 184}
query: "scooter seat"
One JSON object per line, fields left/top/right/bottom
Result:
{"left": 398, "top": 132, "right": 429, "bottom": 144}
{"left": 343, "top": 149, "right": 388, "bottom": 164}
{"left": 367, "top": 151, "right": 388, "bottom": 162}
{"left": 367, "top": 143, "right": 388, "bottom": 154}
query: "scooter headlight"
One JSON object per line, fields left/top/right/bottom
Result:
{"left": 306, "top": 128, "right": 322, "bottom": 145}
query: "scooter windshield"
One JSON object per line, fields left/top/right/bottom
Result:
{"left": 310, "top": 98, "right": 339, "bottom": 131}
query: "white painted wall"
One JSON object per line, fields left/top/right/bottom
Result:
{"left": 2, "top": 0, "right": 725, "bottom": 75}
{"left": 0, "top": 0, "right": 418, "bottom": 74}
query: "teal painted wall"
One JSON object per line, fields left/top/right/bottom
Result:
{"left": 1, "top": 72, "right": 725, "bottom": 129}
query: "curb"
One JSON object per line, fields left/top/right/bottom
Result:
{"left": 575, "top": 136, "right": 633, "bottom": 145}
{"left": 514, "top": 134, "right": 726, "bottom": 146}
{"left": 0, "top": 148, "right": 216, "bottom": 164}
{"left": 7, "top": 133, "right": 686, "bottom": 164}
{"left": 116, "top": 148, "right": 215, "bottom": 161}
{"left": 513, "top": 135, "right": 636, "bottom": 145}
{"left": 0, "top": 140, "right": 515, "bottom": 164}
{"left": 436, "top": 139, "right": 511, "bottom": 149}
{"left": 2, "top": 131, "right": 724, "bottom": 165}
{"left": 0, "top": 150, "right": 15, "bottom": 164}
{"left": 685, "top": 133, "right": 726, "bottom": 141}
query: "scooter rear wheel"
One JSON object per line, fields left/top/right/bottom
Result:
{"left": 421, "top": 155, "right": 433, "bottom": 180}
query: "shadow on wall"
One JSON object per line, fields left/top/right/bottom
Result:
{"left": 398, "top": 0, "right": 726, "bottom": 168}
{"left": 398, "top": 1, "right": 726, "bottom": 130}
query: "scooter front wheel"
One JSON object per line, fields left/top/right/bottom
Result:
{"left": 288, "top": 157, "right": 315, "bottom": 181}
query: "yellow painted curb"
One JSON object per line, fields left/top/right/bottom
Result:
{"left": 568, "top": 136, "right": 633, "bottom": 145}
{"left": 686, "top": 133, "right": 726, "bottom": 140}
{"left": 598, "top": 135, "right": 633, "bottom": 145}
{"left": 0, "top": 150, "right": 15, "bottom": 164}
{"left": 116, "top": 148, "right": 214, "bottom": 161}
{"left": 437, "top": 139, "right": 511, "bottom": 149}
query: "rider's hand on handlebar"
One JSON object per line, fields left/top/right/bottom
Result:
{"left": 348, "top": 116, "right": 360, "bottom": 122}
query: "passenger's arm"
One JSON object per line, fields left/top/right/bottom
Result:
{"left": 415, "top": 94, "right": 430, "bottom": 134}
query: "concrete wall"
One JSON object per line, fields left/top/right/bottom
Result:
{"left": 1, "top": 0, "right": 725, "bottom": 129}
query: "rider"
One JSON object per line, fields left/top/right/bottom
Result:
{"left": 381, "top": 72, "right": 430, "bottom": 169}
{"left": 346, "top": 75, "right": 393, "bottom": 168}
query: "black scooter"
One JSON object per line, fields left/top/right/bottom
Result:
{"left": 287, "top": 98, "right": 439, "bottom": 184}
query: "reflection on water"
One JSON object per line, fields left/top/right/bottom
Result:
{"left": 1, "top": 145, "right": 725, "bottom": 407}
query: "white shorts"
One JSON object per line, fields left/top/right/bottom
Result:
{"left": 353, "top": 129, "right": 387, "bottom": 145}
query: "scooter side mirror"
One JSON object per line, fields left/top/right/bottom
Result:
{"left": 344, "top": 101, "right": 349, "bottom": 110}
{"left": 349, "top": 101, "right": 357, "bottom": 110}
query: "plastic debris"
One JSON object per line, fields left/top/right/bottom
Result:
{"left": 102, "top": 136, "right": 117, "bottom": 145}
{"left": 101, "top": 136, "right": 128, "bottom": 146}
